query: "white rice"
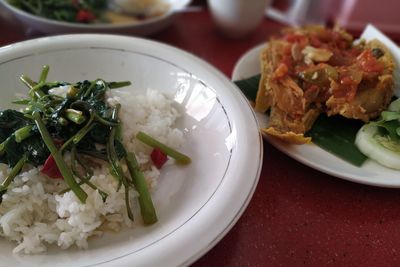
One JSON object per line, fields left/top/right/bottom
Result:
{"left": 0, "top": 88, "right": 183, "bottom": 254}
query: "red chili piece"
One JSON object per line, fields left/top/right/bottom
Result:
{"left": 76, "top": 10, "right": 95, "bottom": 23}
{"left": 41, "top": 155, "right": 63, "bottom": 179}
{"left": 151, "top": 148, "right": 168, "bottom": 169}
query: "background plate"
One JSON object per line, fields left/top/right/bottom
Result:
{"left": 0, "top": 0, "right": 190, "bottom": 35}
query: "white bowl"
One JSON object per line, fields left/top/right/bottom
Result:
{"left": 0, "top": 0, "right": 190, "bottom": 35}
{"left": 0, "top": 34, "right": 262, "bottom": 266}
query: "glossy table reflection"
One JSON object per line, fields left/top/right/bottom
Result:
{"left": 1, "top": 6, "right": 400, "bottom": 267}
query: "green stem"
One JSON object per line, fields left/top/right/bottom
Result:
{"left": 0, "top": 155, "right": 27, "bottom": 188}
{"left": 59, "top": 179, "right": 108, "bottom": 202}
{"left": 112, "top": 105, "right": 123, "bottom": 143}
{"left": 107, "top": 133, "right": 132, "bottom": 220}
{"left": 0, "top": 135, "right": 14, "bottom": 155}
{"left": 73, "top": 147, "right": 94, "bottom": 179}
{"left": 124, "top": 186, "right": 134, "bottom": 221}
{"left": 20, "top": 75, "right": 36, "bottom": 89}
{"left": 68, "top": 146, "right": 108, "bottom": 201}
{"left": 115, "top": 122, "right": 123, "bottom": 141}
{"left": 107, "top": 128, "right": 126, "bottom": 186}
{"left": 108, "top": 81, "right": 131, "bottom": 89}
{"left": 125, "top": 152, "right": 158, "bottom": 225}
{"left": 60, "top": 113, "right": 95, "bottom": 152}
{"left": 94, "top": 113, "right": 118, "bottom": 127}
{"left": 58, "top": 117, "right": 69, "bottom": 126}
{"left": 33, "top": 111, "right": 87, "bottom": 203}
{"left": 75, "top": 124, "right": 95, "bottom": 144}
{"left": 0, "top": 155, "right": 27, "bottom": 200}
{"left": 39, "top": 93, "right": 64, "bottom": 102}
{"left": 28, "top": 81, "right": 45, "bottom": 99}
{"left": 65, "top": 109, "right": 86, "bottom": 124}
{"left": 84, "top": 79, "right": 103, "bottom": 98}
{"left": 136, "top": 131, "right": 191, "bottom": 164}
{"left": 15, "top": 125, "right": 33, "bottom": 143}
{"left": 106, "top": 105, "right": 134, "bottom": 221}
{"left": 12, "top": 99, "right": 30, "bottom": 105}
{"left": 77, "top": 149, "right": 108, "bottom": 161}
{"left": 39, "top": 65, "right": 50, "bottom": 83}
{"left": 73, "top": 113, "right": 95, "bottom": 144}
{"left": 107, "top": 105, "right": 124, "bottom": 183}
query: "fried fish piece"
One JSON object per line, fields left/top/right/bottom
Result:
{"left": 255, "top": 26, "right": 394, "bottom": 144}
{"left": 326, "top": 39, "right": 394, "bottom": 121}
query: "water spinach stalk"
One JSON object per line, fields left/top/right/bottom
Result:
{"left": 33, "top": 111, "right": 88, "bottom": 203}
{"left": 0, "top": 155, "right": 28, "bottom": 201}
{"left": 106, "top": 104, "right": 134, "bottom": 221}
{"left": 125, "top": 152, "right": 157, "bottom": 225}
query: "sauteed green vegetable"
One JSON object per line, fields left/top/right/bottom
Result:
{"left": 8, "top": 0, "right": 108, "bottom": 23}
{"left": 0, "top": 65, "right": 191, "bottom": 225}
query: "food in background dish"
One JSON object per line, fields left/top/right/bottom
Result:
{"left": 256, "top": 25, "right": 394, "bottom": 144}
{"left": 106, "top": 0, "right": 170, "bottom": 24}
{"left": 7, "top": 0, "right": 170, "bottom": 24}
{"left": 0, "top": 66, "right": 190, "bottom": 253}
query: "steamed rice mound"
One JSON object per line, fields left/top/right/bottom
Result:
{"left": 0, "top": 88, "right": 184, "bottom": 254}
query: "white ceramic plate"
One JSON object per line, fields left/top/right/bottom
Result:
{"left": 232, "top": 42, "right": 400, "bottom": 188}
{"left": 0, "top": 35, "right": 262, "bottom": 266}
{"left": 0, "top": 0, "right": 190, "bottom": 35}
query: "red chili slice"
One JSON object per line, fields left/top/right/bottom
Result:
{"left": 76, "top": 10, "right": 95, "bottom": 23}
{"left": 41, "top": 155, "right": 63, "bottom": 179}
{"left": 151, "top": 148, "right": 168, "bottom": 169}
{"left": 357, "top": 49, "right": 384, "bottom": 73}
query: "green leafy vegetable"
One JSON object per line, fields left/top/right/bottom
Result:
{"left": 7, "top": 0, "right": 108, "bottom": 23}
{"left": 234, "top": 74, "right": 260, "bottom": 101}
{"left": 0, "top": 66, "right": 134, "bottom": 218}
{"left": 306, "top": 115, "right": 367, "bottom": 166}
{"left": 0, "top": 65, "right": 190, "bottom": 226}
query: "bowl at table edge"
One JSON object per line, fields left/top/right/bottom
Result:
{"left": 0, "top": 0, "right": 190, "bottom": 35}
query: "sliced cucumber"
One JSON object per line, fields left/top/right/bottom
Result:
{"left": 355, "top": 124, "right": 400, "bottom": 169}
{"left": 388, "top": 98, "right": 400, "bottom": 112}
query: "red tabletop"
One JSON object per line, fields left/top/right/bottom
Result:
{"left": 1, "top": 4, "right": 400, "bottom": 267}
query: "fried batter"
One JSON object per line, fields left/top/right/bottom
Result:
{"left": 256, "top": 26, "right": 394, "bottom": 144}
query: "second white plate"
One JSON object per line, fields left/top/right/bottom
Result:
{"left": 232, "top": 43, "right": 400, "bottom": 188}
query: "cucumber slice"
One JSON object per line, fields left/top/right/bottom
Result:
{"left": 355, "top": 124, "right": 400, "bottom": 169}
{"left": 388, "top": 98, "right": 400, "bottom": 112}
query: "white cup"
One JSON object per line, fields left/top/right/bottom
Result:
{"left": 265, "top": 0, "right": 331, "bottom": 26}
{"left": 208, "top": 0, "right": 272, "bottom": 38}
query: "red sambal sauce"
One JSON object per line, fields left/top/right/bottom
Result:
{"left": 274, "top": 28, "right": 385, "bottom": 101}
{"left": 357, "top": 49, "right": 385, "bottom": 74}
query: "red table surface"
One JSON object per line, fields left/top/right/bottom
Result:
{"left": 1, "top": 6, "right": 400, "bottom": 267}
